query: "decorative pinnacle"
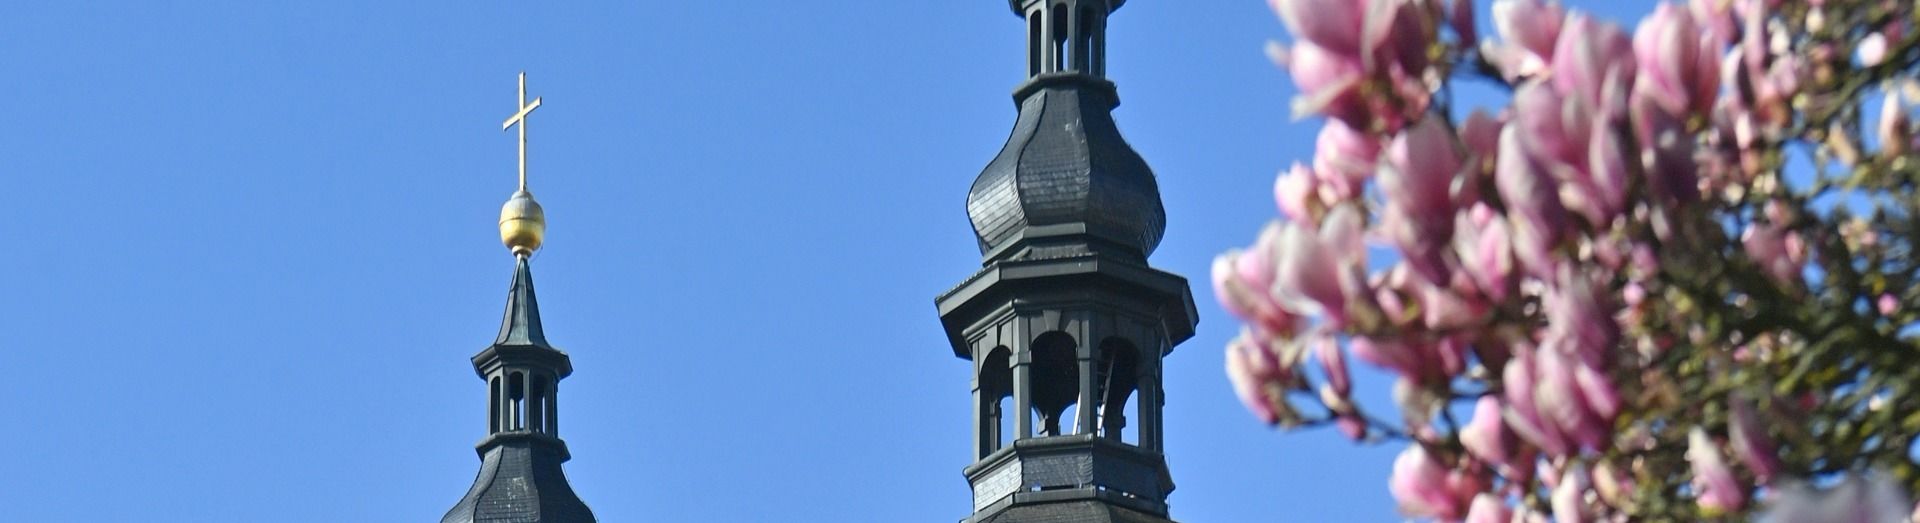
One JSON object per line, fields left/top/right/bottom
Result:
{"left": 498, "top": 72, "right": 546, "bottom": 257}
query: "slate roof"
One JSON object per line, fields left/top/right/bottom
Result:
{"left": 967, "top": 73, "right": 1166, "bottom": 261}
{"left": 495, "top": 257, "right": 549, "bottom": 348}
{"left": 441, "top": 435, "right": 594, "bottom": 523}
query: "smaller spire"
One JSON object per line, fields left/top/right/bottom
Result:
{"left": 494, "top": 257, "right": 550, "bottom": 348}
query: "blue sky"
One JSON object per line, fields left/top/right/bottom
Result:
{"left": 1, "top": 1, "right": 1658, "bottom": 521}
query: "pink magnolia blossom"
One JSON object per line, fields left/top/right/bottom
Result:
{"left": 1272, "top": 205, "right": 1372, "bottom": 327}
{"left": 1689, "top": 0, "right": 1738, "bottom": 48}
{"left": 1630, "top": 88, "right": 1704, "bottom": 206}
{"left": 1280, "top": 40, "right": 1370, "bottom": 124}
{"left": 1229, "top": 0, "right": 1920, "bottom": 518}
{"left": 1495, "top": 121, "right": 1569, "bottom": 278}
{"left": 1512, "top": 78, "right": 1582, "bottom": 167}
{"left": 1453, "top": 203, "right": 1515, "bottom": 302}
{"left": 1390, "top": 445, "right": 1479, "bottom": 519}
{"left": 1532, "top": 347, "right": 1608, "bottom": 452}
{"left": 1268, "top": 0, "right": 1438, "bottom": 129}
{"left": 1544, "top": 266, "right": 1620, "bottom": 369}
{"left": 1465, "top": 494, "right": 1513, "bottom": 523}
{"left": 1729, "top": 394, "right": 1781, "bottom": 482}
{"left": 1273, "top": 163, "right": 1321, "bottom": 224}
{"left": 1226, "top": 330, "right": 1300, "bottom": 425}
{"left": 1486, "top": 0, "right": 1566, "bottom": 80}
{"left": 1418, "top": 280, "right": 1488, "bottom": 331}
{"left": 1859, "top": 32, "right": 1889, "bottom": 66}
{"left": 1634, "top": 3, "right": 1721, "bottom": 118}
{"left": 1313, "top": 119, "right": 1382, "bottom": 200}
{"left": 1460, "top": 396, "right": 1519, "bottom": 470}
{"left": 1741, "top": 221, "right": 1804, "bottom": 286}
{"left": 1503, "top": 345, "right": 1572, "bottom": 456}
{"left": 1591, "top": 460, "right": 1635, "bottom": 508}
{"left": 1569, "top": 361, "right": 1619, "bottom": 421}
{"left": 1551, "top": 464, "right": 1591, "bottom": 523}
{"left": 1269, "top": 0, "right": 1365, "bottom": 55}
{"left": 1552, "top": 13, "right": 1637, "bottom": 109}
{"left": 1581, "top": 111, "right": 1632, "bottom": 226}
{"left": 1881, "top": 90, "right": 1910, "bottom": 157}
{"left": 1351, "top": 336, "right": 1441, "bottom": 384}
{"left": 1689, "top": 427, "right": 1747, "bottom": 515}
{"left": 1380, "top": 118, "right": 1466, "bottom": 284}
{"left": 1461, "top": 109, "right": 1506, "bottom": 177}
{"left": 1212, "top": 224, "right": 1300, "bottom": 338}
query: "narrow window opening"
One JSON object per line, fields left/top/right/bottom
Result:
{"left": 508, "top": 371, "right": 526, "bottom": 431}
{"left": 547, "top": 383, "right": 559, "bottom": 435}
{"left": 489, "top": 376, "right": 502, "bottom": 434}
{"left": 1028, "top": 12, "right": 1044, "bottom": 76}
{"left": 1092, "top": 12, "right": 1106, "bottom": 76}
{"left": 980, "top": 347, "right": 1014, "bottom": 454}
{"left": 1051, "top": 4, "right": 1069, "bottom": 72}
{"left": 531, "top": 375, "right": 550, "bottom": 434}
{"left": 1075, "top": 6, "right": 1095, "bottom": 73}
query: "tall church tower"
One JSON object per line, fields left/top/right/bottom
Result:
{"left": 443, "top": 73, "right": 596, "bottom": 523}
{"left": 935, "top": 1, "right": 1197, "bottom": 522}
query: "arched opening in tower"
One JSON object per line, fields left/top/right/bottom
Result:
{"left": 979, "top": 346, "right": 1015, "bottom": 454}
{"left": 1029, "top": 331, "right": 1079, "bottom": 437}
{"left": 1096, "top": 337, "right": 1141, "bottom": 443}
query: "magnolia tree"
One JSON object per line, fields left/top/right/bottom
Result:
{"left": 1214, "top": 0, "right": 1920, "bottom": 520}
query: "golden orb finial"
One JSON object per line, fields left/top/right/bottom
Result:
{"left": 500, "top": 190, "right": 546, "bottom": 256}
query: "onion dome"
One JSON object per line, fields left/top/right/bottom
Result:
{"left": 966, "top": 73, "right": 1166, "bottom": 261}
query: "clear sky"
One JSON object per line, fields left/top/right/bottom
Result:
{"left": 2, "top": 1, "right": 1656, "bottom": 521}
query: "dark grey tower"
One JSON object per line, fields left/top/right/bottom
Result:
{"left": 442, "top": 257, "right": 596, "bottom": 523}
{"left": 935, "top": 1, "right": 1197, "bottom": 522}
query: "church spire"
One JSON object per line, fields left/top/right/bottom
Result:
{"left": 494, "top": 257, "right": 549, "bottom": 348}
{"left": 444, "top": 72, "right": 595, "bottom": 523}
{"left": 938, "top": 2, "right": 1196, "bottom": 522}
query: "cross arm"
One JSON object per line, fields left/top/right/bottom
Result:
{"left": 501, "top": 98, "right": 544, "bottom": 130}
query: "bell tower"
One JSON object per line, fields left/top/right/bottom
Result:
{"left": 936, "top": 2, "right": 1197, "bottom": 521}
{"left": 443, "top": 73, "right": 595, "bottom": 523}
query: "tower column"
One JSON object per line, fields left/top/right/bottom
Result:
{"left": 1138, "top": 373, "right": 1161, "bottom": 452}
{"left": 1011, "top": 358, "right": 1034, "bottom": 439}
{"left": 1076, "top": 345, "right": 1097, "bottom": 435}
{"left": 973, "top": 385, "right": 992, "bottom": 458}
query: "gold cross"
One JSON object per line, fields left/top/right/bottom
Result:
{"left": 501, "top": 72, "right": 543, "bottom": 192}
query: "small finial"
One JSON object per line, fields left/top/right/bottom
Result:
{"left": 499, "top": 72, "right": 547, "bottom": 256}
{"left": 500, "top": 189, "right": 546, "bottom": 256}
